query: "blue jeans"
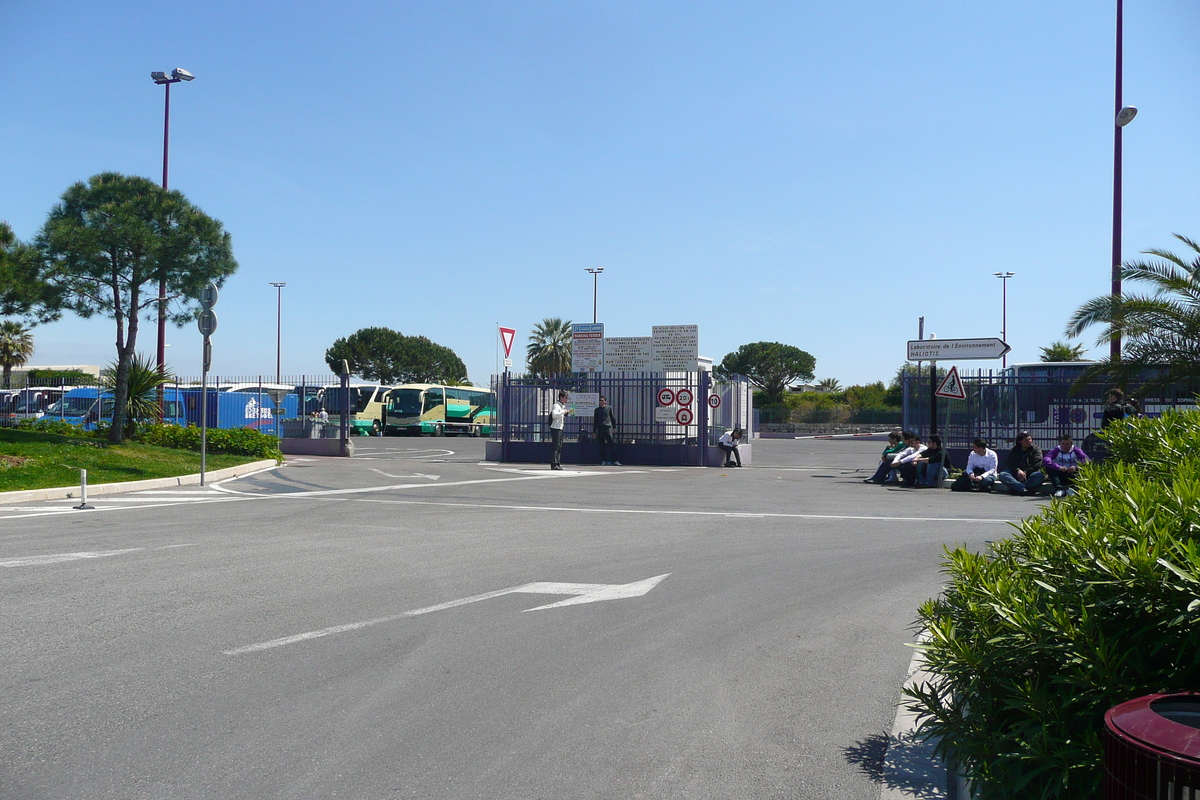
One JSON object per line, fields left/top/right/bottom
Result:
{"left": 998, "top": 470, "right": 1044, "bottom": 495}
{"left": 918, "top": 463, "right": 945, "bottom": 487}
{"left": 867, "top": 460, "right": 894, "bottom": 483}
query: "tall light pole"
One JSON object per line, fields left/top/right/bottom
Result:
{"left": 270, "top": 282, "right": 286, "bottom": 383}
{"left": 994, "top": 272, "right": 1014, "bottom": 369}
{"left": 150, "top": 68, "right": 195, "bottom": 381}
{"left": 1111, "top": 0, "right": 1137, "bottom": 361}
{"left": 585, "top": 267, "right": 604, "bottom": 324}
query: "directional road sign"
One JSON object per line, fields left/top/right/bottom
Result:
{"left": 907, "top": 337, "right": 1010, "bottom": 362}
{"left": 935, "top": 366, "right": 968, "bottom": 400}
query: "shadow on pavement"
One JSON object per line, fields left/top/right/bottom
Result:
{"left": 843, "top": 730, "right": 949, "bottom": 799}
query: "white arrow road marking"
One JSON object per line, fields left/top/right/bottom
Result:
{"left": 223, "top": 574, "right": 671, "bottom": 656}
{"left": 0, "top": 543, "right": 196, "bottom": 568}
{"left": 367, "top": 469, "right": 441, "bottom": 480}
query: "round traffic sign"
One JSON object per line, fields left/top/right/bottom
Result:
{"left": 199, "top": 281, "right": 219, "bottom": 309}
{"left": 197, "top": 309, "right": 218, "bottom": 337}
{"left": 708, "top": 394, "right": 722, "bottom": 409}
{"left": 676, "top": 388, "right": 694, "bottom": 406}
{"left": 676, "top": 407, "right": 694, "bottom": 426}
{"left": 657, "top": 388, "right": 675, "bottom": 406}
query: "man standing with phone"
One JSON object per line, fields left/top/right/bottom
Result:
{"left": 549, "top": 390, "right": 572, "bottom": 470}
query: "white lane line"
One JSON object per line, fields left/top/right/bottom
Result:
{"left": 0, "top": 543, "right": 197, "bottom": 568}
{"left": 0, "top": 495, "right": 250, "bottom": 520}
{"left": 347, "top": 497, "right": 1019, "bottom": 524}
{"left": 210, "top": 470, "right": 620, "bottom": 498}
{"left": 133, "top": 490, "right": 226, "bottom": 495}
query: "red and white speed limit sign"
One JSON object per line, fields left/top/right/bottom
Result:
{"left": 676, "top": 407, "right": 694, "bottom": 426}
{"left": 708, "top": 394, "right": 722, "bottom": 408}
{"left": 657, "top": 388, "right": 676, "bottom": 406}
{"left": 676, "top": 388, "right": 694, "bottom": 406}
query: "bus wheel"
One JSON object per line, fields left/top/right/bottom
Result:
{"left": 469, "top": 426, "right": 480, "bottom": 438}
{"left": 433, "top": 424, "right": 444, "bottom": 437}
{"left": 371, "top": 420, "right": 382, "bottom": 436}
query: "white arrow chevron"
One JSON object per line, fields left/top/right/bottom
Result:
{"left": 225, "top": 574, "right": 671, "bottom": 655}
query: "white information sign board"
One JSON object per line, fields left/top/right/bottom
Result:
{"left": 603, "top": 336, "right": 653, "bottom": 372}
{"left": 572, "top": 323, "right": 605, "bottom": 373}
{"left": 569, "top": 392, "right": 600, "bottom": 416}
{"left": 654, "top": 406, "right": 679, "bottom": 423}
{"left": 651, "top": 325, "right": 699, "bottom": 371}
{"left": 906, "top": 337, "right": 1010, "bottom": 362}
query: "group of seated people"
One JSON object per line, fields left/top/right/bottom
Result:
{"left": 862, "top": 430, "right": 1089, "bottom": 497}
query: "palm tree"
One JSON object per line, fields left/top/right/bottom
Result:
{"left": 1066, "top": 233, "right": 1200, "bottom": 391}
{"left": 526, "top": 317, "right": 573, "bottom": 376}
{"left": 1039, "top": 341, "right": 1089, "bottom": 362}
{"left": 816, "top": 377, "right": 842, "bottom": 393}
{"left": 0, "top": 320, "right": 34, "bottom": 389}
{"left": 100, "top": 352, "right": 172, "bottom": 437}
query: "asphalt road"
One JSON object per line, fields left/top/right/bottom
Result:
{"left": 0, "top": 436, "right": 1045, "bottom": 799}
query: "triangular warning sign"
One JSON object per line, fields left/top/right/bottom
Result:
{"left": 499, "top": 327, "right": 516, "bottom": 358}
{"left": 935, "top": 366, "right": 967, "bottom": 400}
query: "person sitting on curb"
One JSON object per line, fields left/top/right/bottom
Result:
{"left": 909, "top": 433, "right": 948, "bottom": 488}
{"left": 1043, "top": 434, "right": 1090, "bottom": 497}
{"left": 718, "top": 428, "right": 743, "bottom": 467}
{"left": 951, "top": 438, "right": 998, "bottom": 492}
{"left": 885, "top": 432, "right": 925, "bottom": 486}
{"left": 997, "top": 431, "right": 1044, "bottom": 496}
{"left": 863, "top": 431, "right": 905, "bottom": 484}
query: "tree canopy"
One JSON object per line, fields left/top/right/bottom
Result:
{"left": 0, "top": 222, "right": 59, "bottom": 322}
{"left": 715, "top": 342, "right": 816, "bottom": 404}
{"left": 1039, "top": 341, "right": 1089, "bottom": 362}
{"left": 325, "top": 327, "right": 468, "bottom": 385}
{"left": 0, "top": 320, "right": 35, "bottom": 389}
{"left": 34, "top": 172, "right": 238, "bottom": 441}
{"left": 1066, "top": 233, "right": 1200, "bottom": 392}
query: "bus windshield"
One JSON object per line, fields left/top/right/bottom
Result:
{"left": 325, "top": 387, "right": 377, "bottom": 414}
{"left": 46, "top": 397, "right": 99, "bottom": 416}
{"left": 389, "top": 388, "right": 423, "bottom": 416}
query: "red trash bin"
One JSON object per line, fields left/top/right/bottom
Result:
{"left": 1105, "top": 692, "right": 1200, "bottom": 799}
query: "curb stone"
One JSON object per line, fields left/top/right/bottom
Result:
{"left": 0, "top": 459, "right": 280, "bottom": 505}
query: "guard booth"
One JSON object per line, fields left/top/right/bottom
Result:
{"left": 486, "top": 372, "right": 754, "bottom": 467}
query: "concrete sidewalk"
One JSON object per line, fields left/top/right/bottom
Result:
{"left": 0, "top": 459, "right": 279, "bottom": 505}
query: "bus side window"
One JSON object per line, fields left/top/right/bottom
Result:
{"left": 424, "top": 391, "right": 442, "bottom": 412}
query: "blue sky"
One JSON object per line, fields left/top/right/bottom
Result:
{"left": 2, "top": 1, "right": 1198, "bottom": 387}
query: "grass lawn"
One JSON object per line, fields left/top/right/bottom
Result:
{"left": 0, "top": 429, "right": 266, "bottom": 493}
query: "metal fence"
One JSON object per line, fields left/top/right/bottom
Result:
{"left": 2, "top": 374, "right": 346, "bottom": 436}
{"left": 489, "top": 371, "right": 754, "bottom": 466}
{"left": 902, "top": 370, "right": 1200, "bottom": 458}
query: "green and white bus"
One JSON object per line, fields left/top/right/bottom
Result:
{"left": 319, "top": 384, "right": 392, "bottom": 436}
{"left": 384, "top": 384, "right": 496, "bottom": 437}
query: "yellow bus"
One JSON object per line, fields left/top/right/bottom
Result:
{"left": 384, "top": 384, "right": 495, "bottom": 437}
{"left": 319, "top": 384, "right": 392, "bottom": 436}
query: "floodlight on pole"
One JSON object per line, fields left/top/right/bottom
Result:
{"left": 150, "top": 67, "right": 195, "bottom": 406}
{"left": 585, "top": 268, "right": 604, "bottom": 324}
{"left": 994, "top": 271, "right": 1014, "bottom": 369}
{"left": 270, "top": 282, "right": 286, "bottom": 383}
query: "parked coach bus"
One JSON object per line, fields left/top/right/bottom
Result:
{"left": 384, "top": 384, "right": 495, "bottom": 437}
{"left": 318, "top": 384, "right": 392, "bottom": 436}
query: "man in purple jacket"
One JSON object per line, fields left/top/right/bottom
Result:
{"left": 1043, "top": 434, "right": 1090, "bottom": 497}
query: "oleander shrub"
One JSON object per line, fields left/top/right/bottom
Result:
{"left": 136, "top": 424, "right": 282, "bottom": 462}
{"left": 905, "top": 409, "right": 1200, "bottom": 799}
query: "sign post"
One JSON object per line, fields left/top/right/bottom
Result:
{"left": 197, "top": 282, "right": 218, "bottom": 485}
{"left": 907, "top": 338, "right": 1009, "bottom": 435}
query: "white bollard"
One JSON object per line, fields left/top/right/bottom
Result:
{"left": 74, "top": 468, "right": 93, "bottom": 510}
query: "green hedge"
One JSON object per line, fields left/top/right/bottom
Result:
{"left": 137, "top": 424, "right": 283, "bottom": 461}
{"left": 905, "top": 411, "right": 1200, "bottom": 799}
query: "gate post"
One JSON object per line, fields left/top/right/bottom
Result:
{"left": 698, "top": 371, "right": 711, "bottom": 466}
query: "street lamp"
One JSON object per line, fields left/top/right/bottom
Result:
{"left": 150, "top": 68, "right": 196, "bottom": 382}
{"left": 994, "top": 271, "right": 1014, "bottom": 369}
{"left": 1111, "top": 0, "right": 1137, "bottom": 361}
{"left": 585, "top": 267, "right": 604, "bottom": 324}
{"left": 270, "top": 282, "right": 286, "bottom": 383}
